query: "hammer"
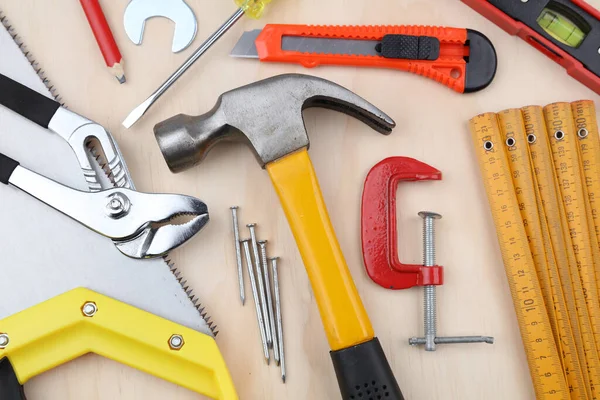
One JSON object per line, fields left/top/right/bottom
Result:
{"left": 154, "top": 74, "right": 403, "bottom": 399}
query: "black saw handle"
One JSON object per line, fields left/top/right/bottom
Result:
{"left": 0, "top": 72, "right": 60, "bottom": 128}
{"left": 331, "top": 338, "right": 404, "bottom": 400}
{"left": 0, "top": 358, "right": 26, "bottom": 400}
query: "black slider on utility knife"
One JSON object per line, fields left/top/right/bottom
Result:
{"left": 375, "top": 34, "right": 440, "bottom": 60}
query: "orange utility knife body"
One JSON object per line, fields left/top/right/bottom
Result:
{"left": 231, "top": 24, "right": 497, "bottom": 93}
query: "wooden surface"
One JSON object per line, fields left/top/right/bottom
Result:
{"left": 2, "top": 0, "right": 599, "bottom": 398}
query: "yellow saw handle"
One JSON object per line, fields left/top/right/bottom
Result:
{"left": 267, "top": 149, "right": 374, "bottom": 350}
{"left": 0, "top": 288, "right": 237, "bottom": 400}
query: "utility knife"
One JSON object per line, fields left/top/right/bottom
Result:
{"left": 231, "top": 24, "right": 498, "bottom": 93}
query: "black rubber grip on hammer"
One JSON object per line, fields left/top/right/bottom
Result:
{"left": 0, "top": 358, "right": 26, "bottom": 400}
{"left": 377, "top": 34, "right": 440, "bottom": 60}
{"left": 0, "top": 153, "right": 19, "bottom": 184}
{"left": 0, "top": 73, "right": 60, "bottom": 128}
{"left": 331, "top": 338, "right": 404, "bottom": 400}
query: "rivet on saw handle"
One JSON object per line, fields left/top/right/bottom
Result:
{"left": 361, "top": 157, "right": 444, "bottom": 289}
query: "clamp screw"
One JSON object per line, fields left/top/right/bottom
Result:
{"left": 106, "top": 193, "right": 131, "bottom": 219}
{"left": 409, "top": 212, "right": 494, "bottom": 351}
{"left": 0, "top": 334, "right": 9, "bottom": 349}
{"left": 169, "top": 334, "right": 185, "bottom": 350}
{"left": 82, "top": 302, "right": 98, "bottom": 317}
{"left": 419, "top": 211, "right": 442, "bottom": 351}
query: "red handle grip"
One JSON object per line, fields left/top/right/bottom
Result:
{"left": 255, "top": 24, "right": 469, "bottom": 93}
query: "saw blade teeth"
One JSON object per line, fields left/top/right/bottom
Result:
{"left": 0, "top": 8, "right": 63, "bottom": 103}
{"left": 0, "top": 11, "right": 219, "bottom": 334}
{"left": 165, "top": 258, "right": 216, "bottom": 333}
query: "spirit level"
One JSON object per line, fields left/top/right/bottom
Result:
{"left": 461, "top": 0, "right": 600, "bottom": 94}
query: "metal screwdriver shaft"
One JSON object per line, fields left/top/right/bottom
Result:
{"left": 230, "top": 207, "right": 245, "bottom": 305}
{"left": 242, "top": 239, "right": 270, "bottom": 362}
{"left": 122, "top": 0, "right": 273, "bottom": 128}
{"left": 409, "top": 212, "right": 494, "bottom": 350}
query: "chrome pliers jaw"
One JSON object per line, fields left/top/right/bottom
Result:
{"left": 0, "top": 153, "right": 208, "bottom": 259}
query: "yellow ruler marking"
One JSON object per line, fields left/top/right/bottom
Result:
{"left": 571, "top": 101, "right": 600, "bottom": 283}
{"left": 544, "top": 103, "right": 600, "bottom": 353}
{"left": 498, "top": 108, "right": 588, "bottom": 399}
{"left": 470, "top": 112, "right": 568, "bottom": 399}
{"left": 524, "top": 105, "right": 600, "bottom": 398}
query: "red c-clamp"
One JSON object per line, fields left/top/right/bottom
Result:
{"left": 361, "top": 157, "right": 443, "bottom": 290}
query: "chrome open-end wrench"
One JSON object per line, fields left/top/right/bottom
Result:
{"left": 123, "top": 0, "right": 197, "bottom": 53}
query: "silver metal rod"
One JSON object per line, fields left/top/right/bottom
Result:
{"left": 122, "top": 8, "right": 246, "bottom": 128}
{"left": 248, "top": 224, "right": 272, "bottom": 347}
{"left": 259, "top": 240, "right": 279, "bottom": 363}
{"left": 271, "top": 257, "right": 286, "bottom": 382}
{"left": 241, "top": 239, "right": 269, "bottom": 363}
{"left": 230, "top": 207, "right": 245, "bottom": 305}
{"left": 420, "top": 211, "right": 441, "bottom": 352}
{"left": 409, "top": 336, "right": 495, "bottom": 345}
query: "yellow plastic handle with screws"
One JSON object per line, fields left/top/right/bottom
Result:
{"left": 235, "top": 0, "right": 273, "bottom": 19}
{"left": 0, "top": 288, "right": 237, "bottom": 400}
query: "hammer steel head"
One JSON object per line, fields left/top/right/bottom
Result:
{"left": 154, "top": 74, "right": 396, "bottom": 172}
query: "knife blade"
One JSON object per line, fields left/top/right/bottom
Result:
{"left": 232, "top": 28, "right": 381, "bottom": 57}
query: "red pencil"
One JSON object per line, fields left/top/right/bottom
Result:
{"left": 80, "top": 0, "right": 126, "bottom": 84}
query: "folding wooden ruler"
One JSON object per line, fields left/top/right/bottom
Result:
{"left": 470, "top": 101, "right": 600, "bottom": 399}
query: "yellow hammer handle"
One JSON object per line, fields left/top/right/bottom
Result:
{"left": 267, "top": 149, "right": 374, "bottom": 351}
{"left": 0, "top": 288, "right": 237, "bottom": 400}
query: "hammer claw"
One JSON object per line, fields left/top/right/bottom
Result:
{"left": 154, "top": 74, "right": 396, "bottom": 171}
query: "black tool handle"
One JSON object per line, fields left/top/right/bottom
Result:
{"left": 0, "top": 358, "right": 26, "bottom": 400}
{"left": 0, "top": 73, "right": 60, "bottom": 128}
{"left": 331, "top": 338, "right": 404, "bottom": 400}
{"left": 0, "top": 153, "right": 19, "bottom": 185}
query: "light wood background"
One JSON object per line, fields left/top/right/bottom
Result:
{"left": 2, "top": 0, "right": 599, "bottom": 398}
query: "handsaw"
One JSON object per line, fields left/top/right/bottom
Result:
{"left": 0, "top": 13, "right": 235, "bottom": 399}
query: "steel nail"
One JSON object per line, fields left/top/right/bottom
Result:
{"left": 248, "top": 224, "right": 272, "bottom": 347}
{"left": 271, "top": 257, "right": 286, "bottom": 382}
{"left": 242, "top": 239, "right": 270, "bottom": 363}
{"left": 230, "top": 207, "right": 245, "bottom": 305}
{"left": 259, "top": 240, "right": 279, "bottom": 363}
